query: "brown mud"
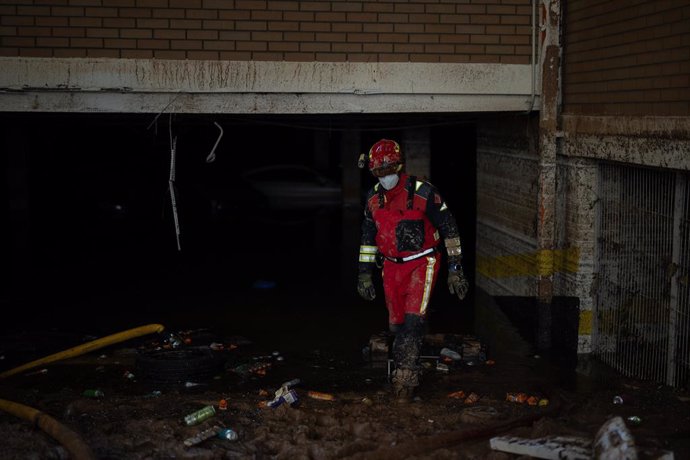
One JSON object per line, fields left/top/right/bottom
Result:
{"left": 1, "top": 291, "right": 689, "bottom": 460}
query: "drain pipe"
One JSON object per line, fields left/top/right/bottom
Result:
{"left": 524, "top": 0, "right": 537, "bottom": 113}
{"left": 535, "top": 0, "right": 562, "bottom": 351}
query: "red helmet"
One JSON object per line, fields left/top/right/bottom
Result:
{"left": 367, "top": 139, "right": 404, "bottom": 176}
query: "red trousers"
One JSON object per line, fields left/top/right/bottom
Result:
{"left": 382, "top": 253, "right": 440, "bottom": 326}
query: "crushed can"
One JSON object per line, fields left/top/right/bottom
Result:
{"left": 218, "top": 428, "right": 238, "bottom": 441}
{"left": 184, "top": 405, "right": 216, "bottom": 426}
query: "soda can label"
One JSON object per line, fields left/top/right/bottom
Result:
{"left": 184, "top": 405, "right": 216, "bottom": 426}
{"left": 283, "top": 390, "right": 299, "bottom": 406}
{"left": 267, "top": 396, "right": 285, "bottom": 408}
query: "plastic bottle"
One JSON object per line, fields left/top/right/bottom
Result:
{"left": 440, "top": 347, "right": 462, "bottom": 361}
{"left": 184, "top": 405, "right": 216, "bottom": 426}
{"left": 218, "top": 428, "right": 238, "bottom": 441}
{"left": 613, "top": 394, "right": 633, "bottom": 404}
{"left": 626, "top": 415, "right": 642, "bottom": 425}
{"left": 83, "top": 389, "right": 104, "bottom": 398}
{"left": 183, "top": 425, "right": 222, "bottom": 447}
{"left": 168, "top": 333, "right": 183, "bottom": 349}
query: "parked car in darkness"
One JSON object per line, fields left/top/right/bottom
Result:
{"left": 241, "top": 164, "right": 342, "bottom": 210}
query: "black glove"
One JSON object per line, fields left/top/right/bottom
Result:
{"left": 357, "top": 272, "right": 376, "bottom": 301}
{"left": 447, "top": 264, "right": 469, "bottom": 301}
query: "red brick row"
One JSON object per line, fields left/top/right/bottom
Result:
{"left": 0, "top": 0, "right": 532, "bottom": 62}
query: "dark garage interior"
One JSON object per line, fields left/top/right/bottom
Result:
{"left": 2, "top": 113, "right": 689, "bottom": 459}
{"left": 2, "top": 112, "right": 478, "bottom": 342}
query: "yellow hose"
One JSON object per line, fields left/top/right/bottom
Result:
{"left": 0, "top": 398, "right": 96, "bottom": 460}
{"left": 0, "top": 323, "right": 165, "bottom": 379}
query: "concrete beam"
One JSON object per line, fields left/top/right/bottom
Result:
{"left": 0, "top": 57, "right": 540, "bottom": 114}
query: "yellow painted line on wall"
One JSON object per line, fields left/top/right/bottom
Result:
{"left": 578, "top": 309, "right": 593, "bottom": 335}
{"left": 477, "top": 247, "right": 580, "bottom": 278}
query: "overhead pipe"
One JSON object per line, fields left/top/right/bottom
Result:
{"left": 0, "top": 323, "right": 165, "bottom": 379}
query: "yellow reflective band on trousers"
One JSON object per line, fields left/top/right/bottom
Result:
{"left": 477, "top": 247, "right": 580, "bottom": 278}
{"left": 419, "top": 256, "right": 436, "bottom": 316}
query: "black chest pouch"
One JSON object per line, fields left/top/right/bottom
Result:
{"left": 396, "top": 220, "right": 425, "bottom": 252}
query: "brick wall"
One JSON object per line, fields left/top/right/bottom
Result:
{"left": 0, "top": 0, "right": 533, "bottom": 63}
{"left": 563, "top": 0, "right": 690, "bottom": 116}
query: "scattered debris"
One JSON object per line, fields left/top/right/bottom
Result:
{"left": 218, "top": 427, "right": 238, "bottom": 442}
{"left": 184, "top": 405, "right": 216, "bottom": 426}
{"left": 183, "top": 425, "right": 223, "bottom": 447}
{"left": 82, "top": 389, "right": 104, "bottom": 398}
{"left": 490, "top": 416, "right": 675, "bottom": 460}
{"left": 307, "top": 391, "right": 336, "bottom": 401}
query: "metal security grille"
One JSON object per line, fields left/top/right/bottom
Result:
{"left": 595, "top": 163, "right": 690, "bottom": 388}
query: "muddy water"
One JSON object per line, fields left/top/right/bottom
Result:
{"left": 2, "top": 206, "right": 690, "bottom": 458}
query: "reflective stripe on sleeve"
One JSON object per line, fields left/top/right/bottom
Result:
{"left": 444, "top": 237, "right": 462, "bottom": 257}
{"left": 359, "top": 245, "right": 377, "bottom": 263}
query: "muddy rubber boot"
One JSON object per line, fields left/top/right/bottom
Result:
{"left": 391, "top": 368, "right": 418, "bottom": 404}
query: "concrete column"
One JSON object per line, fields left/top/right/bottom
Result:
{"left": 402, "top": 128, "right": 431, "bottom": 179}
{"left": 535, "top": 0, "right": 563, "bottom": 351}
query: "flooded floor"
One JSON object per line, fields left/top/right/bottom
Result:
{"left": 2, "top": 272, "right": 690, "bottom": 458}
{"left": 3, "top": 205, "right": 690, "bottom": 459}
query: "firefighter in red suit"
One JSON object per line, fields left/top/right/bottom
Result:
{"left": 357, "top": 139, "right": 469, "bottom": 402}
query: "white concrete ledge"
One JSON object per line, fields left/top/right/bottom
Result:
{"left": 0, "top": 57, "right": 540, "bottom": 113}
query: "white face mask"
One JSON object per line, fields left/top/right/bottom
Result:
{"left": 378, "top": 174, "right": 399, "bottom": 190}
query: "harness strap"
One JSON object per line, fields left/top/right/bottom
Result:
{"left": 377, "top": 184, "right": 385, "bottom": 209}
{"left": 407, "top": 176, "right": 416, "bottom": 210}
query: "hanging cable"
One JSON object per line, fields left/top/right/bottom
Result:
{"left": 168, "top": 113, "right": 181, "bottom": 251}
{"left": 205, "top": 121, "right": 223, "bottom": 163}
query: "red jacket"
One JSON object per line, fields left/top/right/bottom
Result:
{"left": 359, "top": 174, "right": 461, "bottom": 269}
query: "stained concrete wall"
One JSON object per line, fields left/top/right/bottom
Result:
{"left": 475, "top": 115, "right": 539, "bottom": 297}
{"left": 559, "top": 0, "right": 690, "bottom": 355}
{"left": 475, "top": 1, "right": 689, "bottom": 357}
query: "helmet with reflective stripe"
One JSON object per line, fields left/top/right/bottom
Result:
{"left": 367, "top": 139, "right": 404, "bottom": 177}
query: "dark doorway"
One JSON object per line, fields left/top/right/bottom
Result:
{"left": 2, "top": 113, "right": 478, "bottom": 350}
